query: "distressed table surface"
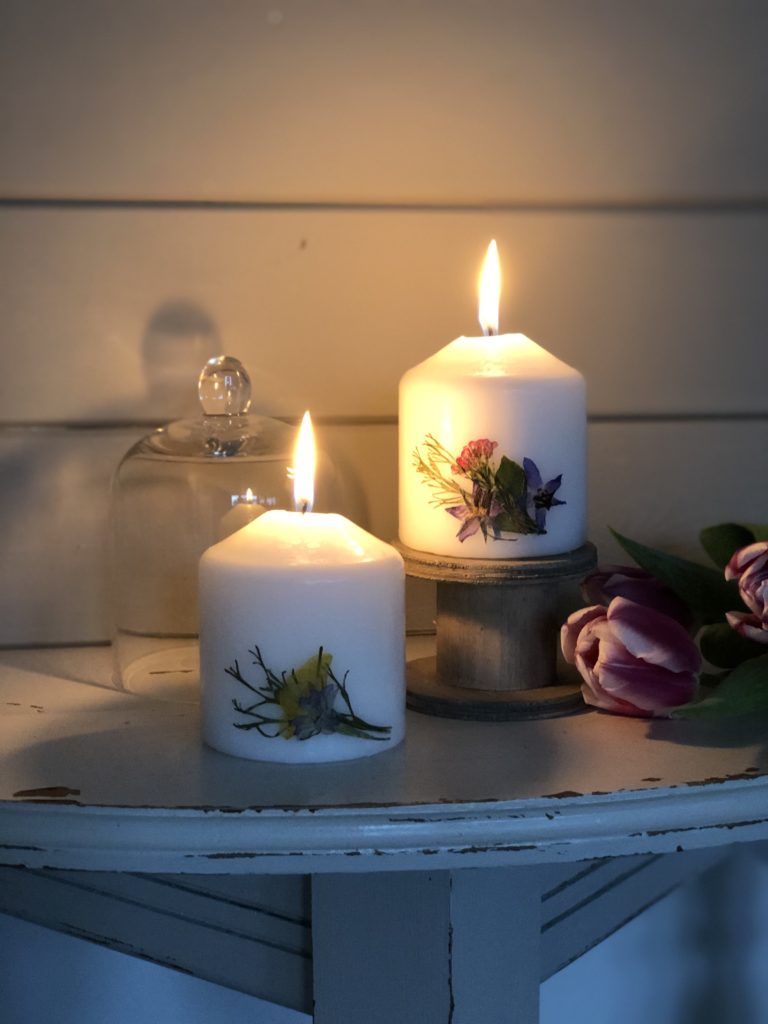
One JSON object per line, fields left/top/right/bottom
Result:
{"left": 1, "top": 643, "right": 767, "bottom": 874}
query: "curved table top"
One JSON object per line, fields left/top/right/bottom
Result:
{"left": 1, "top": 644, "right": 767, "bottom": 873}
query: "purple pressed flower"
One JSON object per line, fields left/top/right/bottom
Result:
{"left": 293, "top": 682, "right": 341, "bottom": 739}
{"left": 447, "top": 483, "right": 503, "bottom": 542}
{"left": 560, "top": 597, "right": 700, "bottom": 718}
{"left": 446, "top": 504, "right": 484, "bottom": 541}
{"left": 523, "top": 457, "right": 566, "bottom": 531}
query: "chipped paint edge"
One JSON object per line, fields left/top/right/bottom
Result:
{"left": 1, "top": 775, "right": 767, "bottom": 873}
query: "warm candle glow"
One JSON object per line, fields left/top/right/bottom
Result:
{"left": 478, "top": 239, "right": 501, "bottom": 336}
{"left": 293, "top": 411, "right": 316, "bottom": 513}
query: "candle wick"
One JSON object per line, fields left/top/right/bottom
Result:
{"left": 483, "top": 326, "right": 497, "bottom": 337}
{"left": 300, "top": 500, "right": 310, "bottom": 514}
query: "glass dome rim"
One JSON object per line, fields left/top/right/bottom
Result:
{"left": 128, "top": 409, "right": 295, "bottom": 460}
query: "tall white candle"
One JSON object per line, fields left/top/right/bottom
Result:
{"left": 399, "top": 241, "right": 586, "bottom": 559}
{"left": 200, "top": 414, "right": 405, "bottom": 763}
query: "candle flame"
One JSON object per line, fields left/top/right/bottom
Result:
{"left": 245, "top": 487, "right": 254, "bottom": 502}
{"left": 292, "top": 411, "right": 316, "bottom": 513}
{"left": 478, "top": 239, "right": 501, "bottom": 336}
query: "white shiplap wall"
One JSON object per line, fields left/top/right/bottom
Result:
{"left": 1, "top": 0, "right": 766, "bottom": 649}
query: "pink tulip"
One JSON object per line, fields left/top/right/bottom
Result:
{"left": 724, "top": 541, "right": 768, "bottom": 644}
{"left": 561, "top": 597, "right": 700, "bottom": 717}
{"left": 581, "top": 564, "right": 691, "bottom": 628}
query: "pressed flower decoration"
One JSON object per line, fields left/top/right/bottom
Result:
{"left": 412, "top": 434, "right": 565, "bottom": 543}
{"left": 225, "top": 645, "right": 391, "bottom": 741}
{"left": 561, "top": 522, "right": 768, "bottom": 720}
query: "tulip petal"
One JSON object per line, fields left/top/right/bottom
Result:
{"left": 580, "top": 566, "right": 691, "bottom": 626}
{"left": 607, "top": 597, "right": 701, "bottom": 675}
{"left": 726, "top": 610, "right": 768, "bottom": 644}
{"left": 738, "top": 557, "right": 768, "bottom": 616}
{"left": 725, "top": 541, "right": 768, "bottom": 580}
{"left": 597, "top": 655, "right": 698, "bottom": 712}
{"left": 581, "top": 566, "right": 636, "bottom": 604}
{"left": 579, "top": 675, "right": 648, "bottom": 716}
{"left": 574, "top": 652, "right": 600, "bottom": 692}
{"left": 560, "top": 605, "right": 606, "bottom": 664}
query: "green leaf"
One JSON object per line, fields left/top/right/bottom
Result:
{"left": 495, "top": 456, "right": 527, "bottom": 502}
{"left": 610, "top": 528, "right": 742, "bottom": 625}
{"left": 699, "top": 523, "right": 756, "bottom": 569}
{"left": 743, "top": 522, "right": 768, "bottom": 542}
{"left": 699, "top": 671, "right": 728, "bottom": 689}
{"left": 675, "top": 653, "right": 768, "bottom": 718}
{"left": 700, "top": 622, "right": 768, "bottom": 669}
{"left": 494, "top": 510, "right": 539, "bottom": 536}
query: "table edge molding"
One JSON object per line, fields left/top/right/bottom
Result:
{"left": 1, "top": 776, "right": 767, "bottom": 873}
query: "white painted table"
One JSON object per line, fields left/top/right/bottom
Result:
{"left": 0, "top": 644, "right": 766, "bottom": 1022}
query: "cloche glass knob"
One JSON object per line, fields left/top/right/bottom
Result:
{"left": 198, "top": 355, "right": 252, "bottom": 416}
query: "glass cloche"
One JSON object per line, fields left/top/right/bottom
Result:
{"left": 110, "top": 355, "right": 300, "bottom": 701}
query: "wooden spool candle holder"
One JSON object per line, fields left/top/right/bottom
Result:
{"left": 399, "top": 542, "right": 597, "bottom": 721}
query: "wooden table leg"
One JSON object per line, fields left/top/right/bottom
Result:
{"left": 312, "top": 867, "right": 542, "bottom": 1024}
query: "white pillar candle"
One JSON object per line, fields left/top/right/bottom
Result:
{"left": 200, "top": 414, "right": 405, "bottom": 763}
{"left": 399, "top": 241, "right": 586, "bottom": 559}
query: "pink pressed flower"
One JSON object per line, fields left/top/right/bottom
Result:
{"left": 560, "top": 597, "right": 700, "bottom": 717}
{"left": 724, "top": 541, "right": 768, "bottom": 644}
{"left": 451, "top": 438, "right": 498, "bottom": 475}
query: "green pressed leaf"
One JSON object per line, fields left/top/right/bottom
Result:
{"left": 495, "top": 456, "right": 527, "bottom": 502}
{"left": 700, "top": 622, "right": 768, "bottom": 669}
{"left": 610, "top": 528, "right": 742, "bottom": 625}
{"left": 494, "top": 510, "right": 539, "bottom": 536}
{"left": 675, "top": 653, "right": 768, "bottom": 718}
{"left": 699, "top": 523, "right": 756, "bottom": 569}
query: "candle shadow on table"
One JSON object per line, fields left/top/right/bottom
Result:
{"left": 0, "top": 648, "right": 120, "bottom": 694}
{"left": 4, "top": 706, "right": 416, "bottom": 809}
{"left": 4, "top": 705, "right": 568, "bottom": 810}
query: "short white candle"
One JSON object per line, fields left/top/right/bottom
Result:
{"left": 399, "top": 241, "right": 586, "bottom": 559}
{"left": 199, "top": 414, "right": 405, "bottom": 763}
{"left": 218, "top": 488, "right": 267, "bottom": 538}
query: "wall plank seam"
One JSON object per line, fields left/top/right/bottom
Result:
{"left": 2, "top": 199, "right": 768, "bottom": 214}
{"left": 1, "top": 413, "right": 766, "bottom": 432}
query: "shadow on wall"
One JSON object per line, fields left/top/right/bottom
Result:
{"left": 135, "top": 300, "right": 221, "bottom": 421}
{"left": 0, "top": 298, "right": 372, "bottom": 644}
{"left": 0, "top": 300, "right": 220, "bottom": 635}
